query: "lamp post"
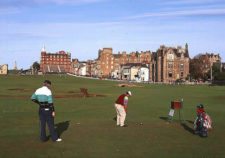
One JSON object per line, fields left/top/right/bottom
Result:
{"left": 210, "top": 65, "right": 213, "bottom": 82}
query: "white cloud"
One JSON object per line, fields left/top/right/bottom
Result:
{"left": 125, "top": 8, "right": 225, "bottom": 19}
{"left": 161, "top": 0, "right": 222, "bottom": 5}
{"left": 46, "top": 0, "right": 105, "bottom": 5}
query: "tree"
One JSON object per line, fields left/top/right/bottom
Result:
{"left": 32, "top": 61, "right": 40, "bottom": 75}
{"left": 190, "top": 55, "right": 211, "bottom": 81}
{"left": 211, "top": 62, "right": 225, "bottom": 81}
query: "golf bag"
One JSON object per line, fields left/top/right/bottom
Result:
{"left": 194, "top": 112, "right": 212, "bottom": 137}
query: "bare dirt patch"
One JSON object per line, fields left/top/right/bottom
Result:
{"left": 3, "top": 88, "right": 106, "bottom": 99}
{"left": 214, "top": 96, "right": 225, "bottom": 100}
{"left": 117, "top": 83, "right": 143, "bottom": 88}
{"left": 55, "top": 93, "right": 106, "bottom": 98}
{"left": 7, "top": 88, "right": 31, "bottom": 92}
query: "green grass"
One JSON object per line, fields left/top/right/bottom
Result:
{"left": 0, "top": 75, "right": 224, "bottom": 158}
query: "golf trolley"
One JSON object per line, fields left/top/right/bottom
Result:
{"left": 168, "top": 99, "right": 184, "bottom": 123}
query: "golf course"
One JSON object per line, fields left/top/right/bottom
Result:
{"left": 0, "top": 75, "right": 224, "bottom": 158}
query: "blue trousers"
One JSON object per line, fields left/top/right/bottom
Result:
{"left": 39, "top": 109, "right": 58, "bottom": 141}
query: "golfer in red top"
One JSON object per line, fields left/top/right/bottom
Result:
{"left": 114, "top": 91, "right": 132, "bottom": 127}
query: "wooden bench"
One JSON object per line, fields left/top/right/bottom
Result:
{"left": 80, "top": 88, "right": 89, "bottom": 97}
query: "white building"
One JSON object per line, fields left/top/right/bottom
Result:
{"left": 136, "top": 67, "right": 149, "bottom": 82}
{"left": 0, "top": 64, "right": 8, "bottom": 75}
{"left": 120, "top": 63, "right": 149, "bottom": 82}
{"left": 78, "top": 63, "right": 87, "bottom": 76}
{"left": 111, "top": 69, "right": 119, "bottom": 79}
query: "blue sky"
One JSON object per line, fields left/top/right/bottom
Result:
{"left": 0, "top": 0, "right": 225, "bottom": 69}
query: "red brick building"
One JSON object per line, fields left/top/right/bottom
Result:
{"left": 96, "top": 45, "right": 190, "bottom": 82}
{"left": 39, "top": 45, "right": 190, "bottom": 82}
{"left": 40, "top": 47, "right": 71, "bottom": 74}
{"left": 97, "top": 48, "right": 151, "bottom": 77}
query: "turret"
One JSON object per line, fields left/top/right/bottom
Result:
{"left": 185, "top": 43, "right": 188, "bottom": 51}
{"left": 41, "top": 45, "right": 46, "bottom": 53}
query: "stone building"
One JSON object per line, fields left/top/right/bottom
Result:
{"left": 153, "top": 44, "right": 190, "bottom": 82}
{"left": 194, "top": 53, "right": 222, "bottom": 73}
{"left": 71, "top": 59, "right": 99, "bottom": 77}
{"left": 86, "top": 60, "right": 99, "bottom": 77}
{"left": 97, "top": 48, "right": 151, "bottom": 78}
{"left": 96, "top": 45, "right": 189, "bottom": 82}
{"left": 0, "top": 64, "right": 8, "bottom": 75}
{"left": 71, "top": 58, "right": 80, "bottom": 75}
{"left": 200, "top": 53, "right": 221, "bottom": 66}
{"left": 40, "top": 47, "right": 71, "bottom": 74}
{"left": 41, "top": 44, "right": 191, "bottom": 82}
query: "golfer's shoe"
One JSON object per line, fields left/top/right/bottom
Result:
{"left": 122, "top": 125, "right": 128, "bottom": 127}
{"left": 56, "top": 138, "right": 62, "bottom": 142}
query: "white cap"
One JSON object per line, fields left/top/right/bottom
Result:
{"left": 127, "top": 91, "right": 132, "bottom": 96}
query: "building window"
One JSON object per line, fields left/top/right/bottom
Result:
{"left": 167, "top": 53, "right": 174, "bottom": 61}
{"left": 181, "top": 72, "right": 184, "bottom": 78}
{"left": 168, "top": 72, "right": 173, "bottom": 78}
{"left": 180, "top": 64, "right": 184, "bottom": 71}
{"left": 168, "top": 62, "right": 173, "bottom": 69}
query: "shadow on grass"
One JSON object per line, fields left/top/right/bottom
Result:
{"left": 159, "top": 116, "right": 195, "bottom": 135}
{"left": 186, "top": 120, "right": 194, "bottom": 124}
{"left": 55, "top": 121, "right": 70, "bottom": 137}
{"left": 159, "top": 116, "right": 168, "bottom": 122}
{"left": 181, "top": 123, "right": 195, "bottom": 135}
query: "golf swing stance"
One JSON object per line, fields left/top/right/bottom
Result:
{"left": 114, "top": 91, "right": 132, "bottom": 127}
{"left": 31, "top": 80, "right": 62, "bottom": 142}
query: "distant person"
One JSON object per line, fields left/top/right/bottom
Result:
{"left": 114, "top": 91, "right": 132, "bottom": 127}
{"left": 31, "top": 80, "right": 62, "bottom": 142}
{"left": 194, "top": 104, "right": 212, "bottom": 137}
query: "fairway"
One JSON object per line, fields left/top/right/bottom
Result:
{"left": 0, "top": 75, "right": 224, "bottom": 158}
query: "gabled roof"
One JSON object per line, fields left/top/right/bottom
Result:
{"left": 157, "top": 46, "right": 189, "bottom": 58}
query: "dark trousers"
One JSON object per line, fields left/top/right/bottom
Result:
{"left": 39, "top": 109, "right": 58, "bottom": 141}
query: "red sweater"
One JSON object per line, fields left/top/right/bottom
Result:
{"left": 115, "top": 94, "right": 127, "bottom": 106}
